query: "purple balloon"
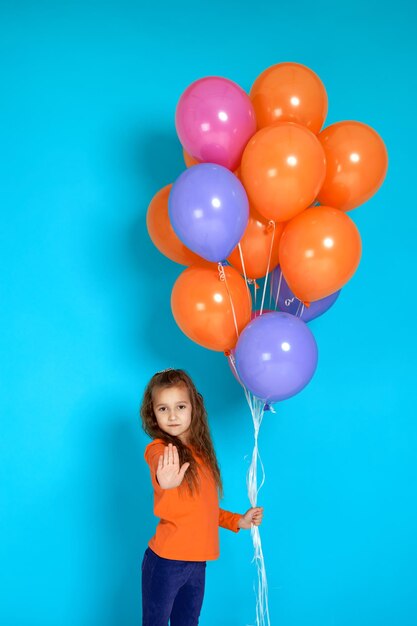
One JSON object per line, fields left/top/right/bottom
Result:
{"left": 169, "top": 163, "right": 249, "bottom": 262}
{"left": 271, "top": 266, "right": 340, "bottom": 322}
{"left": 234, "top": 312, "right": 318, "bottom": 403}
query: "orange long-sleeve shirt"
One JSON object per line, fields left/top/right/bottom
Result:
{"left": 144, "top": 438, "right": 241, "bottom": 561}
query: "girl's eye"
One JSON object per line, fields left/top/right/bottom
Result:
{"left": 158, "top": 407, "right": 166, "bottom": 412}
{"left": 178, "top": 405, "right": 186, "bottom": 409}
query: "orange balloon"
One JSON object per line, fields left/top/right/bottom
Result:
{"left": 171, "top": 263, "right": 252, "bottom": 351}
{"left": 279, "top": 206, "right": 362, "bottom": 302}
{"left": 183, "top": 149, "right": 200, "bottom": 168}
{"left": 227, "top": 209, "right": 285, "bottom": 279}
{"left": 250, "top": 62, "right": 328, "bottom": 134}
{"left": 241, "top": 122, "right": 327, "bottom": 222}
{"left": 146, "top": 184, "right": 202, "bottom": 265}
{"left": 317, "top": 121, "right": 388, "bottom": 211}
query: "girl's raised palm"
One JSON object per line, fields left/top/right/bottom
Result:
{"left": 156, "top": 443, "right": 190, "bottom": 489}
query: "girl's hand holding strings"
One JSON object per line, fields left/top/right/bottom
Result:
{"left": 156, "top": 443, "right": 190, "bottom": 489}
{"left": 238, "top": 506, "right": 264, "bottom": 529}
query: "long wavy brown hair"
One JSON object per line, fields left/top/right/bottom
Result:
{"left": 140, "top": 368, "right": 224, "bottom": 499}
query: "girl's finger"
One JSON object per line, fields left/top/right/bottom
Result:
{"left": 173, "top": 445, "right": 179, "bottom": 465}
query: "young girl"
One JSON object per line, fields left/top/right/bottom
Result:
{"left": 140, "top": 368, "right": 264, "bottom": 626}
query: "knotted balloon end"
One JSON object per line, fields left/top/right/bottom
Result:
{"left": 247, "top": 278, "right": 260, "bottom": 290}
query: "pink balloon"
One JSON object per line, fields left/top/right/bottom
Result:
{"left": 175, "top": 77, "right": 257, "bottom": 172}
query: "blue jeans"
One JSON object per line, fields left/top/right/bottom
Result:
{"left": 141, "top": 546, "right": 207, "bottom": 626}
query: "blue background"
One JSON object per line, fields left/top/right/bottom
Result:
{"left": 1, "top": 1, "right": 416, "bottom": 625}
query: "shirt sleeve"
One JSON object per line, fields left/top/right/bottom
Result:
{"left": 219, "top": 507, "right": 241, "bottom": 533}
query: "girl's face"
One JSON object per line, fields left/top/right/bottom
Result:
{"left": 152, "top": 384, "right": 192, "bottom": 445}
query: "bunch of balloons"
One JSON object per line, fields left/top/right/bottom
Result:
{"left": 147, "top": 62, "right": 388, "bottom": 405}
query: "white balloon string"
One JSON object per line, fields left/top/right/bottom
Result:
{"left": 238, "top": 243, "right": 251, "bottom": 307}
{"left": 259, "top": 221, "right": 275, "bottom": 316}
{"left": 269, "top": 268, "right": 274, "bottom": 311}
{"left": 218, "top": 262, "right": 240, "bottom": 340}
{"left": 299, "top": 303, "right": 305, "bottom": 319}
{"left": 227, "top": 358, "right": 271, "bottom": 626}
{"left": 244, "top": 393, "right": 271, "bottom": 626}
{"left": 248, "top": 279, "right": 257, "bottom": 315}
{"left": 274, "top": 267, "right": 283, "bottom": 311}
{"left": 227, "top": 353, "right": 253, "bottom": 411}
